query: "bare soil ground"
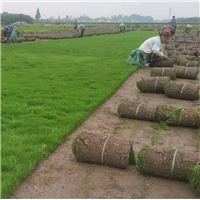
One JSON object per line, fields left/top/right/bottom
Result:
{"left": 11, "top": 68, "right": 200, "bottom": 199}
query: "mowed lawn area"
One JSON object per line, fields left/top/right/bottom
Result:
{"left": 1, "top": 31, "right": 157, "bottom": 198}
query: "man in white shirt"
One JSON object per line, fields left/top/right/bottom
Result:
{"left": 119, "top": 23, "right": 126, "bottom": 33}
{"left": 74, "top": 24, "right": 85, "bottom": 38}
{"left": 127, "top": 28, "right": 172, "bottom": 67}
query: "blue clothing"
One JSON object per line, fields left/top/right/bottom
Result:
{"left": 169, "top": 19, "right": 177, "bottom": 35}
{"left": 4, "top": 25, "right": 15, "bottom": 38}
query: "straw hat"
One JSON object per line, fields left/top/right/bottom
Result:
{"left": 187, "top": 24, "right": 192, "bottom": 29}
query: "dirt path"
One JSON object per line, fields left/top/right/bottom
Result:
{"left": 11, "top": 68, "right": 200, "bottom": 199}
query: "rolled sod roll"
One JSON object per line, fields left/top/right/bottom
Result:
{"left": 151, "top": 68, "right": 176, "bottom": 80}
{"left": 149, "top": 58, "right": 174, "bottom": 67}
{"left": 180, "top": 51, "right": 197, "bottom": 56}
{"left": 167, "top": 45, "right": 175, "bottom": 50}
{"left": 165, "top": 44, "right": 169, "bottom": 50}
{"left": 179, "top": 61, "right": 200, "bottom": 67}
{"left": 188, "top": 163, "right": 200, "bottom": 197}
{"left": 191, "top": 61, "right": 200, "bottom": 67}
{"left": 178, "top": 59, "right": 188, "bottom": 66}
{"left": 137, "top": 77, "right": 171, "bottom": 93}
{"left": 187, "top": 55, "right": 197, "bottom": 61}
{"left": 188, "top": 51, "right": 199, "bottom": 56}
{"left": 155, "top": 105, "right": 200, "bottom": 128}
{"left": 72, "top": 132, "right": 133, "bottom": 169}
{"left": 164, "top": 81, "right": 200, "bottom": 100}
{"left": 118, "top": 101, "right": 157, "bottom": 121}
{"left": 181, "top": 50, "right": 188, "bottom": 55}
{"left": 167, "top": 50, "right": 181, "bottom": 57}
{"left": 174, "top": 66, "right": 199, "bottom": 80}
{"left": 136, "top": 146, "right": 199, "bottom": 181}
{"left": 169, "top": 55, "right": 179, "bottom": 63}
{"left": 177, "top": 46, "right": 185, "bottom": 51}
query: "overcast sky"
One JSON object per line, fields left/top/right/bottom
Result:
{"left": 1, "top": 1, "right": 200, "bottom": 20}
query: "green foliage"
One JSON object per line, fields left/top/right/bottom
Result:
{"left": 136, "top": 146, "right": 149, "bottom": 171}
{"left": 151, "top": 130, "right": 162, "bottom": 145}
{"left": 129, "top": 147, "right": 135, "bottom": 164}
{"left": 151, "top": 122, "right": 169, "bottom": 131}
{"left": 188, "top": 163, "right": 200, "bottom": 197}
{"left": 35, "top": 8, "right": 41, "bottom": 20}
{"left": 71, "top": 136, "right": 79, "bottom": 155}
{"left": 151, "top": 122, "right": 169, "bottom": 145}
{"left": 1, "top": 12, "right": 33, "bottom": 25}
{"left": 136, "top": 79, "right": 143, "bottom": 91}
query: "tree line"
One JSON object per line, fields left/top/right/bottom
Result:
{"left": 1, "top": 10, "right": 200, "bottom": 25}
{"left": 1, "top": 12, "right": 33, "bottom": 25}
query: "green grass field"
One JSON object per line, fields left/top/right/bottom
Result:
{"left": 1, "top": 31, "right": 157, "bottom": 198}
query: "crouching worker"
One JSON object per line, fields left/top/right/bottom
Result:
{"left": 119, "top": 23, "right": 126, "bottom": 33}
{"left": 74, "top": 24, "right": 85, "bottom": 38}
{"left": 1, "top": 24, "right": 21, "bottom": 43}
{"left": 127, "top": 28, "right": 172, "bottom": 68}
{"left": 183, "top": 24, "right": 192, "bottom": 34}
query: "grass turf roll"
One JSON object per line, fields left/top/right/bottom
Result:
{"left": 150, "top": 68, "right": 176, "bottom": 80}
{"left": 156, "top": 105, "right": 200, "bottom": 128}
{"left": 149, "top": 58, "right": 174, "bottom": 68}
{"left": 137, "top": 77, "right": 171, "bottom": 93}
{"left": 164, "top": 81, "right": 200, "bottom": 100}
{"left": 174, "top": 66, "right": 199, "bottom": 80}
{"left": 118, "top": 100, "right": 157, "bottom": 122}
{"left": 136, "top": 146, "right": 199, "bottom": 181}
{"left": 72, "top": 132, "right": 133, "bottom": 169}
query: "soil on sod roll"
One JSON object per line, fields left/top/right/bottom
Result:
{"left": 156, "top": 105, "right": 200, "bottom": 128}
{"left": 175, "top": 66, "right": 199, "bottom": 80}
{"left": 150, "top": 68, "right": 176, "bottom": 80}
{"left": 118, "top": 101, "right": 157, "bottom": 121}
{"left": 167, "top": 50, "right": 181, "bottom": 57}
{"left": 149, "top": 58, "right": 174, "bottom": 68}
{"left": 136, "top": 77, "right": 171, "bottom": 93}
{"left": 164, "top": 81, "right": 200, "bottom": 100}
{"left": 187, "top": 56, "right": 197, "bottom": 61}
{"left": 182, "top": 61, "right": 200, "bottom": 67}
{"left": 169, "top": 55, "right": 179, "bottom": 63}
{"left": 137, "top": 146, "right": 199, "bottom": 181}
{"left": 180, "top": 50, "right": 198, "bottom": 56}
{"left": 72, "top": 132, "right": 132, "bottom": 169}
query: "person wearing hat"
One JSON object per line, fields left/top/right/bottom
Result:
{"left": 127, "top": 28, "right": 171, "bottom": 67}
{"left": 184, "top": 24, "right": 192, "bottom": 34}
{"left": 1, "top": 24, "right": 21, "bottom": 43}
{"left": 119, "top": 23, "right": 126, "bottom": 33}
{"left": 74, "top": 24, "right": 85, "bottom": 38}
{"left": 169, "top": 16, "right": 177, "bottom": 36}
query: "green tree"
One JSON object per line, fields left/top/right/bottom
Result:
{"left": 35, "top": 8, "right": 41, "bottom": 20}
